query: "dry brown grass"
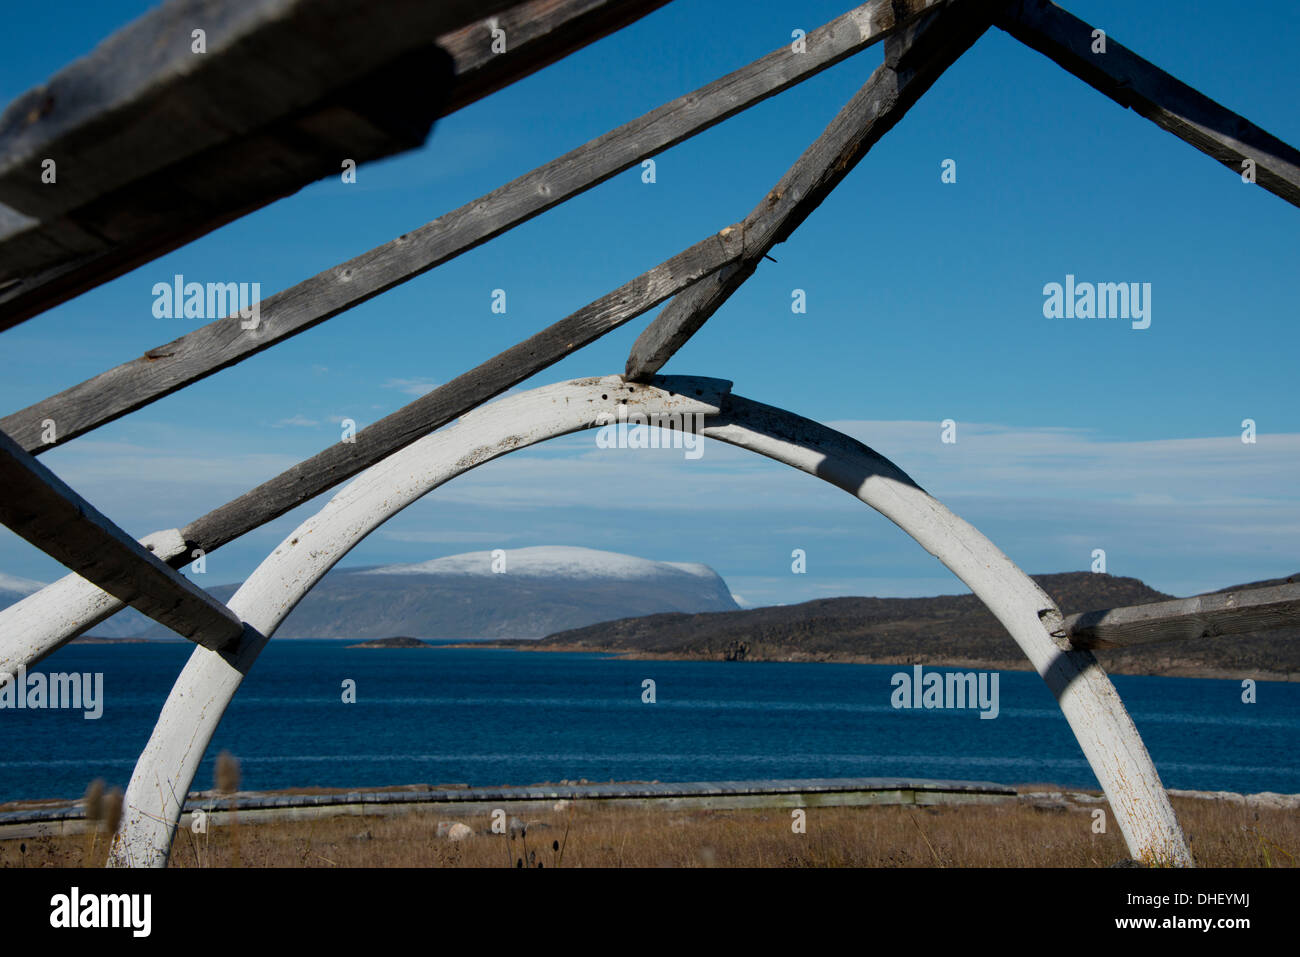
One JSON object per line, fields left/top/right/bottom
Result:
{"left": 2, "top": 794, "right": 1294, "bottom": 868}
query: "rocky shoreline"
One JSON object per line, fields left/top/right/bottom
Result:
{"left": 346, "top": 636, "right": 433, "bottom": 649}
{"left": 444, "top": 641, "right": 1298, "bottom": 682}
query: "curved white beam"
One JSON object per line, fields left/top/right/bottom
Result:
{"left": 107, "top": 375, "right": 1190, "bottom": 866}
{"left": 0, "top": 528, "right": 187, "bottom": 675}
{"left": 707, "top": 394, "right": 1190, "bottom": 866}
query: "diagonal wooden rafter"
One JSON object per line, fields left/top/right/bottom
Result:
{"left": 1064, "top": 580, "right": 1300, "bottom": 650}
{"left": 999, "top": 0, "right": 1300, "bottom": 210}
{"left": 0, "top": 430, "right": 243, "bottom": 652}
{"left": 1, "top": 0, "right": 947, "bottom": 455}
{"left": 436, "top": 0, "right": 676, "bottom": 118}
{"left": 624, "top": 0, "right": 996, "bottom": 381}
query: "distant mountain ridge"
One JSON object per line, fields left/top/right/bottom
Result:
{"left": 24, "top": 546, "right": 739, "bottom": 639}
{"left": 523, "top": 572, "right": 1299, "bottom": 680}
{"left": 360, "top": 547, "right": 720, "bottom": 583}
{"left": 3, "top": 555, "right": 1295, "bottom": 678}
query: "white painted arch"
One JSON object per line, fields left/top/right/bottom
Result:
{"left": 107, "top": 375, "right": 1192, "bottom": 867}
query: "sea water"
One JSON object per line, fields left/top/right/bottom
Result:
{"left": 0, "top": 640, "right": 1294, "bottom": 801}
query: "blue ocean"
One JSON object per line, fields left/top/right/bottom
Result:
{"left": 1, "top": 640, "right": 1295, "bottom": 802}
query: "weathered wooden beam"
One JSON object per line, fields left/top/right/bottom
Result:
{"left": 0, "top": 0, "right": 513, "bottom": 217}
{"left": 436, "top": 0, "right": 673, "bottom": 117}
{"left": 0, "top": 0, "right": 682, "bottom": 328}
{"left": 1, "top": 0, "right": 946, "bottom": 454}
{"left": 1064, "top": 581, "right": 1300, "bottom": 650}
{"left": 0, "top": 0, "right": 547, "bottom": 327}
{"left": 0, "top": 430, "right": 243, "bottom": 651}
{"left": 625, "top": 0, "right": 995, "bottom": 381}
{"left": 999, "top": 0, "right": 1300, "bottom": 210}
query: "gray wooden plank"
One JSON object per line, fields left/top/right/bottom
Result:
{"left": 0, "top": 0, "right": 538, "bottom": 326}
{"left": 624, "top": 0, "right": 995, "bottom": 381}
{"left": 0, "top": 0, "right": 677, "bottom": 328}
{"left": 0, "top": 0, "right": 513, "bottom": 217}
{"left": 0, "top": 429, "right": 243, "bottom": 651}
{"left": 1064, "top": 581, "right": 1300, "bottom": 649}
{"left": 436, "top": 0, "right": 673, "bottom": 116}
{"left": 999, "top": 0, "right": 1300, "bottom": 209}
{"left": 2, "top": 0, "right": 944, "bottom": 454}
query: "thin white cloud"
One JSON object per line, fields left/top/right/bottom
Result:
{"left": 379, "top": 529, "right": 523, "bottom": 545}
{"left": 0, "top": 571, "right": 46, "bottom": 595}
{"left": 8, "top": 418, "right": 1294, "bottom": 600}
{"left": 383, "top": 378, "right": 438, "bottom": 397}
{"left": 425, "top": 424, "right": 1300, "bottom": 517}
{"left": 273, "top": 415, "right": 319, "bottom": 428}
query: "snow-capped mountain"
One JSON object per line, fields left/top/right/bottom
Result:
{"left": 0, "top": 547, "right": 738, "bottom": 639}
{"left": 362, "top": 545, "right": 718, "bottom": 582}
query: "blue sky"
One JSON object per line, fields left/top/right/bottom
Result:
{"left": 1, "top": 0, "right": 1297, "bottom": 607}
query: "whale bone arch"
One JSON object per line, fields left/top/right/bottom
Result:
{"left": 106, "top": 374, "right": 1191, "bottom": 867}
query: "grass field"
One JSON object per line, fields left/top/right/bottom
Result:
{"left": 3, "top": 791, "right": 1295, "bottom": 868}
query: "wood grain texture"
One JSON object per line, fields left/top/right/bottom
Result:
{"left": 625, "top": 0, "right": 995, "bottom": 381}
{"left": 0, "top": 431, "right": 241, "bottom": 650}
{"left": 999, "top": 0, "right": 1300, "bottom": 209}
{"left": 0, "top": 0, "right": 530, "bottom": 326}
{"left": 1065, "top": 581, "right": 1300, "bottom": 649}
{"left": 436, "top": 0, "right": 672, "bottom": 115}
{"left": 1, "top": 0, "right": 942, "bottom": 455}
{"left": 0, "top": 0, "right": 510, "bottom": 215}
{"left": 0, "top": 0, "right": 671, "bottom": 327}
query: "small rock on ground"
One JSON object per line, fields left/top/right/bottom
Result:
{"left": 436, "top": 821, "right": 473, "bottom": 841}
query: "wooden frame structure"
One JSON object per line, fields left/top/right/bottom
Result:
{"left": 1, "top": 0, "right": 1296, "bottom": 868}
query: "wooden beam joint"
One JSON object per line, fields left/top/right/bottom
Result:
{"left": 0, "top": 429, "right": 243, "bottom": 649}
